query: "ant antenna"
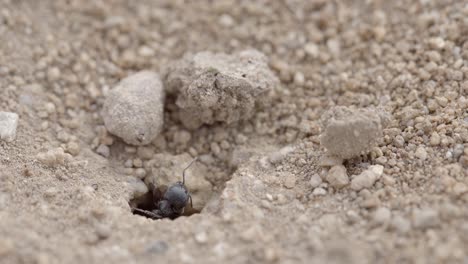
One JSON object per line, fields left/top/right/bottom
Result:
{"left": 182, "top": 157, "right": 198, "bottom": 185}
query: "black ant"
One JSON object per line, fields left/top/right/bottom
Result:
{"left": 132, "top": 158, "right": 197, "bottom": 220}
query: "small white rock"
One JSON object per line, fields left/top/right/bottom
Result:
{"left": 138, "top": 46, "right": 155, "bottom": 57}
{"left": 96, "top": 144, "right": 110, "bottom": 158}
{"left": 325, "top": 165, "right": 349, "bottom": 189}
{"left": 128, "top": 178, "right": 148, "bottom": 199}
{"left": 304, "top": 43, "right": 319, "bottom": 57}
{"left": 195, "top": 232, "right": 208, "bottom": 243}
{"left": 293, "top": 72, "right": 305, "bottom": 86}
{"left": 218, "top": 14, "right": 234, "bottom": 27}
{"left": 326, "top": 39, "right": 341, "bottom": 56}
{"left": 415, "top": 146, "right": 428, "bottom": 160}
{"left": 391, "top": 215, "right": 411, "bottom": 234}
{"left": 47, "top": 67, "right": 61, "bottom": 81}
{"left": 309, "top": 174, "right": 322, "bottom": 188}
{"left": 102, "top": 71, "right": 164, "bottom": 145}
{"left": 373, "top": 207, "right": 391, "bottom": 225}
{"left": 134, "top": 168, "right": 147, "bottom": 179}
{"left": 0, "top": 112, "right": 19, "bottom": 142}
{"left": 312, "top": 187, "right": 327, "bottom": 196}
{"left": 350, "top": 166, "right": 383, "bottom": 191}
{"left": 369, "top": 165, "right": 384, "bottom": 177}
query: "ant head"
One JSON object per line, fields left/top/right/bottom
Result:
{"left": 163, "top": 184, "right": 189, "bottom": 212}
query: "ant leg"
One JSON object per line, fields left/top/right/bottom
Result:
{"left": 188, "top": 194, "right": 193, "bottom": 208}
{"left": 182, "top": 157, "right": 198, "bottom": 185}
{"left": 132, "top": 208, "right": 163, "bottom": 219}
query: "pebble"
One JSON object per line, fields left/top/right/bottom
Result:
{"left": 391, "top": 215, "right": 411, "bottom": 234}
{"left": 382, "top": 175, "right": 396, "bottom": 186}
{"left": 124, "top": 159, "right": 133, "bottom": 168}
{"left": 57, "top": 131, "right": 70, "bottom": 142}
{"left": 360, "top": 195, "right": 380, "bottom": 208}
{"left": 134, "top": 168, "right": 147, "bottom": 179}
{"left": 327, "top": 39, "right": 341, "bottom": 56}
{"left": 393, "top": 135, "right": 405, "bottom": 148}
{"left": 415, "top": 146, "right": 428, "bottom": 160}
{"left": 44, "top": 187, "right": 58, "bottom": 198}
{"left": 346, "top": 210, "right": 360, "bottom": 224}
{"left": 325, "top": 165, "right": 349, "bottom": 189}
{"left": 429, "top": 132, "right": 441, "bottom": 146}
{"left": 47, "top": 67, "right": 61, "bottom": 81}
{"left": 0, "top": 112, "right": 19, "bottom": 142}
{"left": 133, "top": 158, "right": 143, "bottom": 168}
{"left": 320, "top": 106, "right": 385, "bottom": 159}
{"left": 293, "top": 72, "right": 305, "bottom": 86}
{"left": 309, "top": 174, "right": 322, "bottom": 188}
{"left": 373, "top": 207, "right": 391, "bottom": 225}
{"left": 210, "top": 142, "right": 221, "bottom": 156}
{"left": 66, "top": 141, "right": 80, "bottom": 156}
{"left": 173, "top": 130, "right": 192, "bottom": 146}
{"left": 283, "top": 174, "right": 296, "bottom": 189}
{"left": 128, "top": 178, "right": 148, "bottom": 199}
{"left": 276, "top": 193, "right": 288, "bottom": 204}
{"left": 194, "top": 232, "right": 208, "bottom": 244}
{"left": 304, "top": 43, "right": 319, "bottom": 57}
{"left": 138, "top": 46, "right": 155, "bottom": 57}
{"left": 96, "top": 144, "right": 110, "bottom": 158}
{"left": 351, "top": 165, "right": 383, "bottom": 191}
{"left": 312, "top": 187, "right": 327, "bottom": 196}
{"left": 95, "top": 224, "right": 111, "bottom": 239}
{"left": 218, "top": 14, "right": 234, "bottom": 27}
{"left": 44, "top": 102, "right": 56, "bottom": 114}
{"left": 102, "top": 71, "right": 164, "bottom": 145}
{"left": 412, "top": 208, "right": 440, "bottom": 230}
{"left": 144, "top": 240, "right": 169, "bottom": 254}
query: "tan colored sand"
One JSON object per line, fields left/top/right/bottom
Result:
{"left": 0, "top": 1, "right": 467, "bottom": 263}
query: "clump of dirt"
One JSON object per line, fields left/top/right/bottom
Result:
{"left": 164, "top": 49, "right": 279, "bottom": 129}
{"left": 320, "top": 106, "right": 388, "bottom": 159}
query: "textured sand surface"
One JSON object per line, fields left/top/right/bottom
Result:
{"left": 0, "top": 1, "right": 467, "bottom": 263}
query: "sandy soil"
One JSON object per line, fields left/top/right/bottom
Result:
{"left": 0, "top": 0, "right": 467, "bottom": 263}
